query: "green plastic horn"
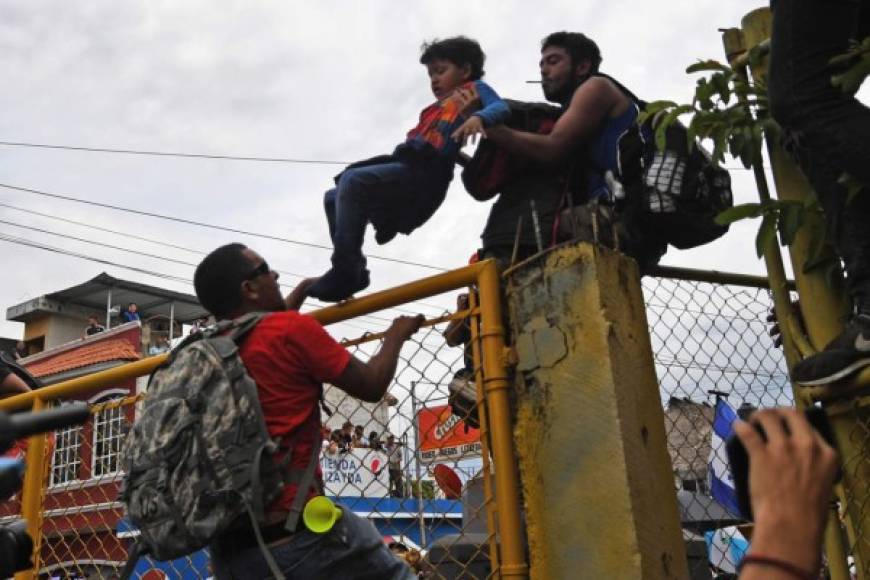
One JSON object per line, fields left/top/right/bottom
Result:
{"left": 303, "top": 496, "right": 343, "bottom": 534}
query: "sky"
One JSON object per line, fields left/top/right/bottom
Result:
{"left": 0, "top": 0, "right": 859, "bottom": 342}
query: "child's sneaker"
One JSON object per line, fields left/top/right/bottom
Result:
{"left": 307, "top": 267, "right": 370, "bottom": 303}
{"left": 793, "top": 313, "right": 870, "bottom": 386}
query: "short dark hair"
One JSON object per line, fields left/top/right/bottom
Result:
{"left": 420, "top": 36, "right": 486, "bottom": 80}
{"left": 193, "top": 243, "right": 251, "bottom": 318}
{"left": 542, "top": 32, "right": 602, "bottom": 73}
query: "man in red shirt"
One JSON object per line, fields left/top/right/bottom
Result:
{"left": 193, "top": 243, "right": 419, "bottom": 580}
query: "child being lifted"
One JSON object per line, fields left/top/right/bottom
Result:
{"left": 307, "top": 36, "right": 510, "bottom": 302}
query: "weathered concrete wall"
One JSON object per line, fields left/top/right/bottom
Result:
{"left": 506, "top": 243, "right": 688, "bottom": 580}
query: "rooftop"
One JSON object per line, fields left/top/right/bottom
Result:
{"left": 21, "top": 324, "right": 141, "bottom": 380}
{"left": 7, "top": 272, "right": 206, "bottom": 324}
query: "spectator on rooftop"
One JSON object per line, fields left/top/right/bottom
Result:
{"left": 12, "top": 341, "right": 27, "bottom": 360}
{"left": 122, "top": 303, "right": 141, "bottom": 323}
{"left": 83, "top": 316, "right": 106, "bottom": 338}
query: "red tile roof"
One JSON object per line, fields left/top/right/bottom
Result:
{"left": 26, "top": 339, "right": 141, "bottom": 378}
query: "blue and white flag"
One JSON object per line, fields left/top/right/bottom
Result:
{"left": 708, "top": 398, "right": 741, "bottom": 516}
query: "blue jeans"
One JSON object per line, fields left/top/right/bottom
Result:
{"left": 211, "top": 509, "right": 414, "bottom": 580}
{"left": 323, "top": 159, "right": 451, "bottom": 274}
{"left": 768, "top": 0, "right": 870, "bottom": 309}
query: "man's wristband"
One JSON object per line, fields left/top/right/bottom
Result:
{"left": 737, "top": 554, "right": 816, "bottom": 580}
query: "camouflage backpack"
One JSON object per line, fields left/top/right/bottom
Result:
{"left": 119, "top": 313, "right": 319, "bottom": 579}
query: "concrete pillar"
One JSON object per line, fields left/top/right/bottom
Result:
{"left": 506, "top": 243, "right": 688, "bottom": 580}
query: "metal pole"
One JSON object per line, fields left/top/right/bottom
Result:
{"left": 105, "top": 288, "right": 112, "bottom": 329}
{"left": 476, "top": 261, "right": 528, "bottom": 579}
{"left": 16, "top": 397, "right": 47, "bottom": 580}
{"left": 410, "top": 381, "right": 427, "bottom": 547}
{"left": 168, "top": 303, "right": 175, "bottom": 343}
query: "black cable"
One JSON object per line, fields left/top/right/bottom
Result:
{"left": 0, "top": 230, "right": 395, "bottom": 334}
{"left": 0, "top": 200, "right": 206, "bottom": 256}
{"left": 0, "top": 182, "right": 448, "bottom": 271}
{"left": 0, "top": 139, "right": 762, "bottom": 172}
{"left": 0, "top": 202, "right": 446, "bottom": 314}
{"left": 0, "top": 231, "right": 192, "bottom": 285}
{"left": 0, "top": 140, "right": 350, "bottom": 165}
{"left": 0, "top": 220, "right": 400, "bottom": 325}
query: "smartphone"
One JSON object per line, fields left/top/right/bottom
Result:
{"left": 726, "top": 406, "right": 839, "bottom": 521}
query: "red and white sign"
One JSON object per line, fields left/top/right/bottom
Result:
{"left": 417, "top": 405, "right": 481, "bottom": 463}
{"left": 320, "top": 448, "right": 389, "bottom": 497}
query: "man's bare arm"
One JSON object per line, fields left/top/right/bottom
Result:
{"left": 331, "top": 315, "right": 423, "bottom": 403}
{"left": 285, "top": 278, "right": 318, "bottom": 311}
{"left": 0, "top": 372, "right": 31, "bottom": 399}
{"left": 487, "top": 77, "right": 625, "bottom": 164}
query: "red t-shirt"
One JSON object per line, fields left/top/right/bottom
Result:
{"left": 238, "top": 311, "right": 351, "bottom": 512}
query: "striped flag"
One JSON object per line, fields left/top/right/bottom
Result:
{"left": 708, "top": 398, "right": 741, "bottom": 516}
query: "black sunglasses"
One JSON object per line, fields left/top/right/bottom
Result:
{"left": 245, "top": 261, "right": 274, "bottom": 281}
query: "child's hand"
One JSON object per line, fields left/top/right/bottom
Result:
{"left": 451, "top": 115, "right": 486, "bottom": 146}
{"left": 452, "top": 86, "right": 479, "bottom": 116}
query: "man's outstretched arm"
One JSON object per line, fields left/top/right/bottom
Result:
{"left": 332, "top": 315, "right": 424, "bottom": 403}
{"left": 487, "top": 77, "right": 620, "bottom": 164}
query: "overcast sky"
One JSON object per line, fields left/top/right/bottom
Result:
{"left": 0, "top": 1, "right": 858, "bottom": 341}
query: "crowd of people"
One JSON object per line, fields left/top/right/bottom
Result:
{"left": 322, "top": 422, "right": 387, "bottom": 453}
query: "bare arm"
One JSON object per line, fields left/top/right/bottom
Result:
{"left": 443, "top": 293, "right": 471, "bottom": 347}
{"left": 285, "top": 278, "right": 318, "bottom": 311}
{"left": 487, "top": 77, "right": 626, "bottom": 164}
{"left": 331, "top": 315, "right": 423, "bottom": 403}
{"left": 0, "top": 372, "right": 31, "bottom": 399}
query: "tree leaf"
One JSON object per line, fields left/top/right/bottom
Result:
{"left": 715, "top": 203, "right": 763, "bottom": 225}
{"left": 654, "top": 105, "right": 693, "bottom": 150}
{"left": 686, "top": 60, "right": 731, "bottom": 74}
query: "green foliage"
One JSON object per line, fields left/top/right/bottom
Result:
{"left": 715, "top": 199, "right": 812, "bottom": 258}
{"left": 410, "top": 479, "right": 436, "bottom": 500}
{"left": 636, "top": 59, "right": 775, "bottom": 170}
{"left": 650, "top": 47, "right": 861, "bottom": 277}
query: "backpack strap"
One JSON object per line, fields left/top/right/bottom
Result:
{"left": 228, "top": 312, "right": 268, "bottom": 342}
{"left": 284, "top": 434, "right": 323, "bottom": 533}
{"left": 594, "top": 72, "right": 646, "bottom": 109}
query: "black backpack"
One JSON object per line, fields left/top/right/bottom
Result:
{"left": 604, "top": 74, "right": 734, "bottom": 250}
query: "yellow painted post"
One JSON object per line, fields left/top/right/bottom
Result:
{"left": 476, "top": 261, "right": 529, "bottom": 580}
{"left": 16, "top": 397, "right": 46, "bottom": 580}
{"left": 736, "top": 8, "right": 870, "bottom": 577}
{"left": 506, "top": 243, "right": 688, "bottom": 579}
{"left": 739, "top": 7, "right": 851, "bottom": 365}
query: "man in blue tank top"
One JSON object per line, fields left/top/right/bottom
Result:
{"left": 478, "top": 31, "right": 666, "bottom": 269}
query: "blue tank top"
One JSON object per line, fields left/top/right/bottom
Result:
{"left": 584, "top": 102, "right": 643, "bottom": 203}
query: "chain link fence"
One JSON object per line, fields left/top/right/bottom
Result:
{"left": 643, "top": 273, "right": 791, "bottom": 577}
{"left": 7, "top": 268, "right": 868, "bottom": 579}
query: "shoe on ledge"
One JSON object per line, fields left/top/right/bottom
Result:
{"left": 793, "top": 313, "right": 870, "bottom": 386}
